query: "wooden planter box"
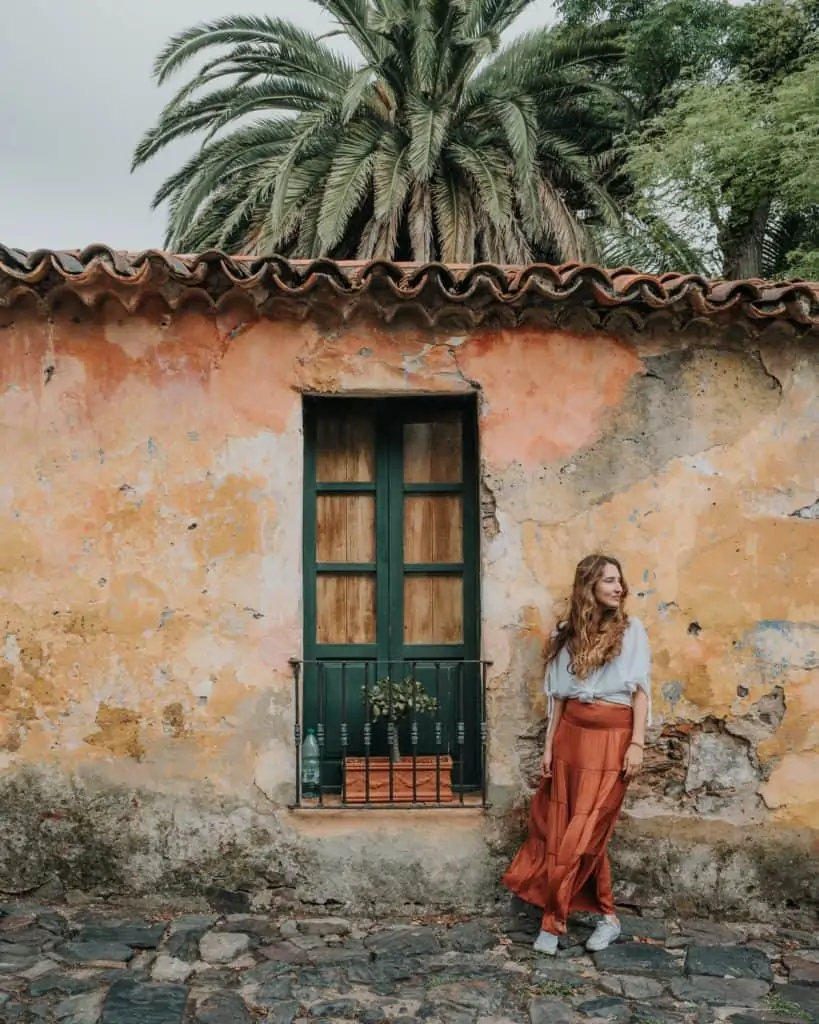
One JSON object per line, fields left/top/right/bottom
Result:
{"left": 343, "top": 755, "right": 454, "bottom": 804}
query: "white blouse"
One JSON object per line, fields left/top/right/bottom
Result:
{"left": 545, "top": 617, "right": 652, "bottom": 724}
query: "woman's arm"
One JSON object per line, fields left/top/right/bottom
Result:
{"left": 545, "top": 697, "right": 566, "bottom": 746}
{"left": 541, "top": 697, "right": 566, "bottom": 778}
{"left": 631, "top": 688, "right": 648, "bottom": 748}
{"left": 623, "top": 688, "right": 649, "bottom": 781}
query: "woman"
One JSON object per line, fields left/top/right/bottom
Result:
{"left": 503, "top": 554, "right": 651, "bottom": 956}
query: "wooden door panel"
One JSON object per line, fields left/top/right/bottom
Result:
{"left": 316, "top": 495, "right": 376, "bottom": 562}
{"left": 314, "top": 405, "right": 378, "bottom": 649}
{"left": 404, "top": 495, "right": 463, "bottom": 563}
{"left": 317, "top": 575, "right": 377, "bottom": 644}
{"left": 403, "top": 575, "right": 463, "bottom": 644}
{"left": 403, "top": 412, "right": 463, "bottom": 482}
{"left": 317, "top": 412, "right": 375, "bottom": 481}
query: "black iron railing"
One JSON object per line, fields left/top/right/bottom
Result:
{"left": 290, "top": 659, "right": 489, "bottom": 808}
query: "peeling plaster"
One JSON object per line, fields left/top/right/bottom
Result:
{"left": 791, "top": 498, "right": 819, "bottom": 519}
{"left": 0, "top": 306, "right": 818, "bottom": 914}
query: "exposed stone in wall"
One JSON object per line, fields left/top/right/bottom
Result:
{"left": 726, "top": 687, "right": 786, "bottom": 748}
{"left": 621, "top": 688, "right": 787, "bottom": 827}
{"left": 85, "top": 704, "right": 145, "bottom": 760}
{"left": 480, "top": 476, "right": 500, "bottom": 540}
{"left": 686, "top": 729, "right": 758, "bottom": 793}
{"left": 685, "top": 729, "right": 762, "bottom": 819}
{"left": 791, "top": 499, "right": 819, "bottom": 519}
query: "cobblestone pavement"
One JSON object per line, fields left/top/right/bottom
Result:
{"left": 0, "top": 898, "right": 817, "bottom": 1024}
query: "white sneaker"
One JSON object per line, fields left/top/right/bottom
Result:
{"left": 586, "top": 915, "right": 621, "bottom": 952}
{"left": 533, "top": 930, "right": 559, "bottom": 955}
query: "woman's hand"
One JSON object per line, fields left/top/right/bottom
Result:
{"left": 540, "top": 744, "right": 553, "bottom": 779}
{"left": 623, "top": 742, "right": 643, "bottom": 781}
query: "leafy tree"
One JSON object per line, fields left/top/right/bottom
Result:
{"left": 133, "top": 0, "right": 628, "bottom": 262}
{"left": 727, "top": 0, "right": 819, "bottom": 84}
{"left": 552, "top": 0, "right": 734, "bottom": 273}
{"left": 555, "top": 0, "right": 819, "bottom": 278}
{"left": 624, "top": 47, "right": 819, "bottom": 277}
{"left": 555, "top": 0, "right": 733, "bottom": 117}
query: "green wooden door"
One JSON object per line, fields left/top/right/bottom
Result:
{"left": 302, "top": 396, "right": 481, "bottom": 795}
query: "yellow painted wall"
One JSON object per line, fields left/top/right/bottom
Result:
{"left": 0, "top": 301, "right": 817, "bottom": 914}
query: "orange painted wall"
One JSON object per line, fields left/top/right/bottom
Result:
{"left": 0, "top": 301, "right": 817, "bottom": 909}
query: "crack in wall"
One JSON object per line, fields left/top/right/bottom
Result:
{"left": 450, "top": 344, "right": 481, "bottom": 391}
{"left": 754, "top": 349, "right": 784, "bottom": 394}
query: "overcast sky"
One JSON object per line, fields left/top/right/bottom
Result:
{"left": 0, "top": 0, "right": 556, "bottom": 253}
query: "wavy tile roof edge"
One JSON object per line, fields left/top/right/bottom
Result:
{"left": 1, "top": 244, "right": 818, "bottom": 328}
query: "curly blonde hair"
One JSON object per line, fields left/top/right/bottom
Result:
{"left": 545, "top": 554, "right": 630, "bottom": 680}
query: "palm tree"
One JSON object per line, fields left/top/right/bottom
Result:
{"left": 594, "top": 215, "right": 718, "bottom": 276}
{"left": 761, "top": 205, "right": 819, "bottom": 279}
{"left": 133, "top": 0, "right": 627, "bottom": 262}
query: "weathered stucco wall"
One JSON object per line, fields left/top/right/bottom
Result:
{"left": 1, "top": 296, "right": 818, "bottom": 917}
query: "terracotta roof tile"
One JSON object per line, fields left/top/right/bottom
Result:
{"left": 1, "top": 245, "right": 817, "bottom": 330}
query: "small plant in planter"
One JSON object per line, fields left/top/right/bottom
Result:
{"left": 364, "top": 677, "right": 438, "bottom": 763}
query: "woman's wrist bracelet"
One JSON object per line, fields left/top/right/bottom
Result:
{"left": 629, "top": 741, "right": 644, "bottom": 749}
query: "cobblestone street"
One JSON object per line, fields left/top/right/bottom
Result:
{"left": 0, "top": 899, "right": 817, "bottom": 1023}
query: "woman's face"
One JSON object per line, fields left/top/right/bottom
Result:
{"left": 593, "top": 562, "right": 623, "bottom": 610}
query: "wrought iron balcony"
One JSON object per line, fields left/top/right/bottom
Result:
{"left": 290, "top": 658, "right": 489, "bottom": 809}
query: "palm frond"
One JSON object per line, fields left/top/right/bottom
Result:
{"left": 762, "top": 205, "right": 819, "bottom": 278}
{"left": 596, "top": 215, "right": 716, "bottom": 275}
{"left": 199, "top": 81, "right": 339, "bottom": 143}
{"left": 317, "top": 121, "right": 382, "bottom": 250}
{"left": 152, "top": 16, "right": 340, "bottom": 84}
{"left": 152, "top": 119, "right": 297, "bottom": 206}
{"left": 537, "top": 176, "right": 590, "bottom": 261}
{"left": 137, "top": 0, "right": 631, "bottom": 260}
{"left": 313, "top": 0, "right": 384, "bottom": 65}
{"left": 407, "top": 98, "right": 452, "bottom": 181}
{"left": 373, "top": 133, "right": 412, "bottom": 220}
{"left": 465, "top": 0, "right": 538, "bottom": 40}
{"left": 341, "top": 65, "right": 377, "bottom": 122}
{"left": 449, "top": 142, "right": 513, "bottom": 229}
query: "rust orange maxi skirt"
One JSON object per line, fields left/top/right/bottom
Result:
{"left": 503, "top": 699, "right": 633, "bottom": 934}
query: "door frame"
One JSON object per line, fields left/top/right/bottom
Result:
{"left": 301, "top": 393, "right": 482, "bottom": 788}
